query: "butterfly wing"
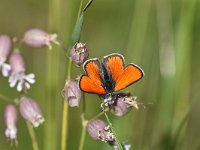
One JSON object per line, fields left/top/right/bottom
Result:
{"left": 79, "top": 59, "right": 106, "bottom": 95}
{"left": 114, "top": 64, "right": 144, "bottom": 91}
{"left": 103, "top": 53, "right": 144, "bottom": 92}
{"left": 103, "top": 53, "right": 125, "bottom": 82}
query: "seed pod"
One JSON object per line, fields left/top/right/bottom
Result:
{"left": 19, "top": 97, "right": 44, "bottom": 127}
{"left": 70, "top": 42, "right": 89, "bottom": 66}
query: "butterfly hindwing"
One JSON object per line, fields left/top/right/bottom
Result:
{"left": 114, "top": 64, "right": 144, "bottom": 91}
{"left": 79, "top": 59, "right": 106, "bottom": 95}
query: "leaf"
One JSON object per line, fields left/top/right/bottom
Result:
{"left": 72, "top": 13, "right": 84, "bottom": 44}
{"left": 83, "top": 0, "right": 94, "bottom": 12}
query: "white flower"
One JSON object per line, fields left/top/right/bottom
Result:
{"left": 0, "top": 57, "right": 11, "bottom": 77}
{"left": 9, "top": 51, "right": 36, "bottom": 92}
{"left": 9, "top": 72, "right": 35, "bottom": 92}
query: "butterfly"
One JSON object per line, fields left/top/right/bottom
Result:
{"left": 79, "top": 53, "right": 144, "bottom": 104}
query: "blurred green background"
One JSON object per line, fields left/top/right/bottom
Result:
{"left": 0, "top": 0, "right": 200, "bottom": 149}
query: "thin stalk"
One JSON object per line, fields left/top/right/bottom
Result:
{"left": 78, "top": 91, "right": 87, "bottom": 150}
{"left": 91, "top": 107, "right": 109, "bottom": 120}
{"left": 61, "top": 58, "right": 72, "bottom": 150}
{"left": 78, "top": 115, "right": 88, "bottom": 150}
{"left": 78, "top": 124, "right": 87, "bottom": 150}
{"left": 104, "top": 112, "right": 123, "bottom": 150}
{"left": 26, "top": 121, "right": 39, "bottom": 150}
{"left": 0, "top": 94, "right": 12, "bottom": 102}
{"left": 82, "top": 92, "right": 86, "bottom": 115}
{"left": 61, "top": 0, "right": 84, "bottom": 149}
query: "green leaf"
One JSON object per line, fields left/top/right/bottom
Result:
{"left": 83, "top": 0, "right": 94, "bottom": 12}
{"left": 72, "top": 13, "right": 84, "bottom": 44}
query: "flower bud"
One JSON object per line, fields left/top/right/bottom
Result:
{"left": 0, "top": 35, "right": 12, "bottom": 77}
{"left": 19, "top": 97, "right": 44, "bottom": 127}
{"left": 9, "top": 51, "right": 35, "bottom": 92}
{"left": 70, "top": 42, "right": 89, "bottom": 66}
{"left": 62, "top": 80, "right": 81, "bottom": 107}
{"left": 23, "top": 28, "right": 59, "bottom": 49}
{"left": 0, "top": 35, "right": 11, "bottom": 58}
{"left": 110, "top": 93, "right": 138, "bottom": 116}
{"left": 4, "top": 104, "right": 18, "bottom": 140}
{"left": 9, "top": 51, "right": 25, "bottom": 73}
{"left": 87, "top": 119, "right": 115, "bottom": 143}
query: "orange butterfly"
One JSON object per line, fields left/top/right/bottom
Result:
{"left": 79, "top": 53, "right": 144, "bottom": 98}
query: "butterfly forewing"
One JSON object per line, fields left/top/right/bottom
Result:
{"left": 79, "top": 59, "right": 106, "bottom": 95}
{"left": 103, "top": 53, "right": 125, "bottom": 82}
{"left": 114, "top": 64, "right": 144, "bottom": 91}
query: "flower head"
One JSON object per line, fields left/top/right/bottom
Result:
{"left": 24, "top": 28, "right": 59, "bottom": 49}
{"left": 70, "top": 42, "right": 89, "bottom": 66}
{"left": 87, "top": 119, "right": 115, "bottom": 143}
{"left": 9, "top": 51, "right": 35, "bottom": 92}
{"left": 110, "top": 93, "right": 138, "bottom": 116}
{"left": 62, "top": 80, "right": 82, "bottom": 107}
{"left": 19, "top": 97, "right": 44, "bottom": 127}
{"left": 4, "top": 104, "right": 18, "bottom": 141}
{"left": 0, "top": 35, "right": 12, "bottom": 76}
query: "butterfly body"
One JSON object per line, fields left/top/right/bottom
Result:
{"left": 99, "top": 63, "right": 115, "bottom": 94}
{"left": 79, "top": 53, "right": 144, "bottom": 104}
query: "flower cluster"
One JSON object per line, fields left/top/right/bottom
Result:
{"left": 0, "top": 28, "right": 59, "bottom": 92}
{"left": 4, "top": 97, "right": 44, "bottom": 142}
{"left": 87, "top": 119, "right": 132, "bottom": 150}
{"left": 1, "top": 28, "right": 57, "bottom": 143}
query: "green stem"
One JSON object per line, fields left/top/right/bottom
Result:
{"left": 104, "top": 112, "right": 123, "bottom": 150}
{"left": 26, "top": 121, "right": 39, "bottom": 150}
{"left": 78, "top": 90, "right": 87, "bottom": 150}
{"left": 61, "top": 58, "right": 72, "bottom": 150}
{"left": 78, "top": 115, "right": 88, "bottom": 150}
{"left": 82, "top": 92, "right": 86, "bottom": 115}
{"left": 0, "top": 94, "right": 12, "bottom": 102}
{"left": 61, "top": 0, "right": 84, "bottom": 148}
{"left": 61, "top": 101, "right": 69, "bottom": 150}
{"left": 91, "top": 107, "right": 110, "bottom": 120}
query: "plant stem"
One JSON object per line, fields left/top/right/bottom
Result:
{"left": 26, "top": 121, "right": 39, "bottom": 150}
{"left": 61, "top": 0, "right": 84, "bottom": 149}
{"left": 0, "top": 94, "right": 12, "bottom": 102}
{"left": 104, "top": 112, "right": 123, "bottom": 150}
{"left": 91, "top": 107, "right": 109, "bottom": 120}
{"left": 78, "top": 114, "right": 88, "bottom": 150}
{"left": 61, "top": 58, "right": 72, "bottom": 150}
